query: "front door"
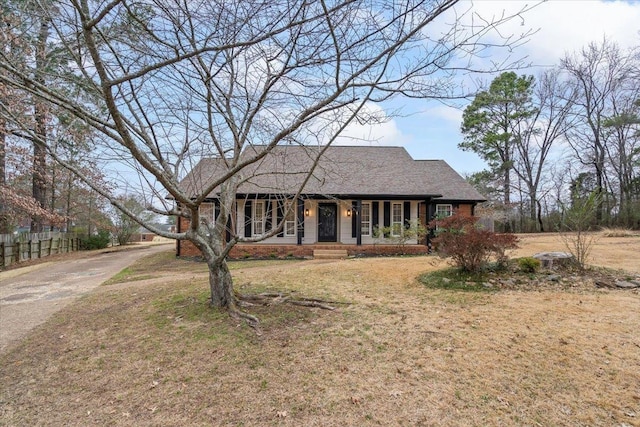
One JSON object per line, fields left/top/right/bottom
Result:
{"left": 317, "top": 203, "right": 338, "bottom": 242}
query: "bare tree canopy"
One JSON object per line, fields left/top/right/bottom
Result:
{"left": 1, "top": 0, "right": 535, "bottom": 321}
{"left": 464, "top": 39, "right": 639, "bottom": 233}
{"left": 561, "top": 39, "right": 640, "bottom": 224}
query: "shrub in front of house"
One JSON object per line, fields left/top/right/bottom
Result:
{"left": 518, "top": 257, "right": 541, "bottom": 273}
{"left": 429, "top": 214, "right": 518, "bottom": 272}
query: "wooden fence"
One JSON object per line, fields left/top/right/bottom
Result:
{"left": 0, "top": 232, "right": 80, "bottom": 269}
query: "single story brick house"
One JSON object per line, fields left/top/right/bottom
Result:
{"left": 176, "top": 145, "right": 485, "bottom": 258}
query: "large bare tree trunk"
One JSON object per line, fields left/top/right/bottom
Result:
{"left": 0, "top": 118, "right": 8, "bottom": 234}
{"left": 503, "top": 126, "right": 513, "bottom": 233}
{"left": 31, "top": 18, "right": 50, "bottom": 233}
{"left": 208, "top": 258, "right": 235, "bottom": 308}
{"left": 536, "top": 199, "right": 544, "bottom": 232}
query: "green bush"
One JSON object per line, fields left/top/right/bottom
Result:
{"left": 518, "top": 257, "right": 541, "bottom": 273}
{"left": 80, "top": 230, "right": 111, "bottom": 250}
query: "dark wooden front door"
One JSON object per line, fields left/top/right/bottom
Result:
{"left": 317, "top": 203, "right": 337, "bottom": 242}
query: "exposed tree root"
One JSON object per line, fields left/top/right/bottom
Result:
{"left": 228, "top": 292, "right": 348, "bottom": 332}
{"left": 229, "top": 307, "right": 262, "bottom": 335}
{"left": 236, "top": 291, "right": 349, "bottom": 311}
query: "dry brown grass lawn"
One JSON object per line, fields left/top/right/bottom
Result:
{"left": 512, "top": 231, "right": 640, "bottom": 274}
{"left": 1, "top": 236, "right": 639, "bottom": 426}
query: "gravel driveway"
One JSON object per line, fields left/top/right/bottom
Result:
{"left": 0, "top": 243, "right": 171, "bottom": 353}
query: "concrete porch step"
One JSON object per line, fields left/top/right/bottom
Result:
{"left": 313, "top": 249, "right": 348, "bottom": 259}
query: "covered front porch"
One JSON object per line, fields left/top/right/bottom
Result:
{"left": 233, "top": 197, "right": 436, "bottom": 247}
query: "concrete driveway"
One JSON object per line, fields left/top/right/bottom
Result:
{"left": 0, "top": 243, "right": 172, "bottom": 353}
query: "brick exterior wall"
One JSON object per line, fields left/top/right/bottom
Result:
{"left": 228, "top": 244, "right": 429, "bottom": 259}
{"left": 178, "top": 240, "right": 429, "bottom": 259}
{"left": 456, "top": 203, "right": 473, "bottom": 217}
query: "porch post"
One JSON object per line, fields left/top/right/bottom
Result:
{"left": 426, "top": 198, "right": 435, "bottom": 252}
{"left": 355, "top": 199, "right": 362, "bottom": 246}
{"left": 296, "top": 197, "right": 304, "bottom": 245}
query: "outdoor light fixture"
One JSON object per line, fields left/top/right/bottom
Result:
{"left": 346, "top": 209, "right": 351, "bottom": 217}
{"left": 305, "top": 208, "right": 310, "bottom": 216}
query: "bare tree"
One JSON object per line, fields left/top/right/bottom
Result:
{"left": 112, "top": 195, "right": 154, "bottom": 245}
{"left": 561, "top": 39, "right": 636, "bottom": 224}
{"left": 511, "top": 69, "right": 574, "bottom": 231}
{"left": 602, "top": 55, "right": 640, "bottom": 227}
{"left": 0, "top": 99, "right": 7, "bottom": 234}
{"left": 0, "top": 0, "right": 535, "bottom": 322}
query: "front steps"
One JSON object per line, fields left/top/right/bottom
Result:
{"left": 313, "top": 249, "right": 348, "bottom": 259}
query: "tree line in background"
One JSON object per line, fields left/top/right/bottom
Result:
{"left": 0, "top": 0, "right": 165, "bottom": 243}
{"left": 462, "top": 39, "right": 640, "bottom": 232}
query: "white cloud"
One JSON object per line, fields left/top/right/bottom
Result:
{"left": 335, "top": 103, "right": 412, "bottom": 146}
{"left": 421, "top": 105, "right": 463, "bottom": 128}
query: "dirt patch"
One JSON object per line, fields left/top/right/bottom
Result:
{"left": 1, "top": 242, "right": 639, "bottom": 426}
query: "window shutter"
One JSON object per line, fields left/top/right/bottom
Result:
{"left": 244, "top": 200, "right": 252, "bottom": 238}
{"left": 277, "top": 200, "right": 284, "bottom": 237}
{"left": 226, "top": 215, "right": 232, "bottom": 242}
{"left": 372, "top": 201, "right": 379, "bottom": 230}
{"left": 214, "top": 200, "right": 220, "bottom": 221}
{"left": 404, "top": 201, "right": 411, "bottom": 229}
{"left": 383, "top": 201, "right": 391, "bottom": 237}
{"left": 351, "top": 201, "right": 357, "bottom": 238}
{"left": 265, "top": 200, "right": 272, "bottom": 231}
{"left": 383, "top": 202, "right": 390, "bottom": 227}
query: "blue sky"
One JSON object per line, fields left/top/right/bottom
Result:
{"left": 339, "top": 0, "right": 640, "bottom": 176}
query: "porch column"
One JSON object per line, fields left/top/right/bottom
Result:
{"left": 355, "top": 199, "right": 362, "bottom": 246}
{"left": 426, "top": 198, "right": 434, "bottom": 251}
{"left": 296, "top": 197, "right": 304, "bottom": 245}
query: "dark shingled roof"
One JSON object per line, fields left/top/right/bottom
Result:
{"left": 178, "top": 145, "right": 485, "bottom": 202}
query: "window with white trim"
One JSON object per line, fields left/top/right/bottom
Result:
{"left": 391, "top": 202, "right": 403, "bottom": 236}
{"left": 361, "top": 203, "right": 371, "bottom": 236}
{"left": 436, "top": 204, "right": 453, "bottom": 219}
{"left": 284, "top": 201, "right": 296, "bottom": 237}
{"left": 253, "top": 201, "right": 265, "bottom": 236}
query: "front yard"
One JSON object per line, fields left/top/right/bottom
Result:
{"left": 1, "top": 234, "right": 639, "bottom": 426}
